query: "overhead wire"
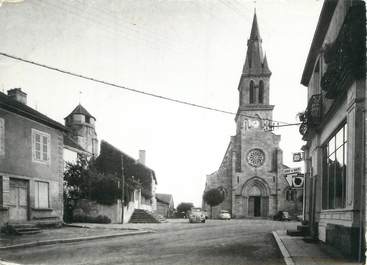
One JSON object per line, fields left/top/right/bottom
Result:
{"left": 0, "top": 51, "right": 299, "bottom": 127}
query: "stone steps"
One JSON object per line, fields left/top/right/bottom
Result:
{"left": 1, "top": 217, "right": 62, "bottom": 235}
{"left": 1, "top": 223, "right": 41, "bottom": 235}
{"left": 129, "top": 209, "right": 166, "bottom": 223}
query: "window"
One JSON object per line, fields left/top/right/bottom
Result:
{"left": 32, "top": 129, "right": 50, "bottom": 163}
{"left": 35, "top": 181, "right": 49, "bottom": 208}
{"left": 322, "top": 123, "right": 347, "bottom": 209}
{"left": 286, "top": 189, "right": 297, "bottom": 201}
{"left": 258, "top": 80, "right": 264, "bottom": 104}
{"left": 249, "top": 81, "right": 255, "bottom": 104}
{"left": 0, "top": 118, "right": 4, "bottom": 156}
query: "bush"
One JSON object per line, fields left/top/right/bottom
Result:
{"left": 73, "top": 214, "right": 111, "bottom": 224}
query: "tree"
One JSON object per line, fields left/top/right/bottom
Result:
{"left": 63, "top": 156, "right": 124, "bottom": 222}
{"left": 203, "top": 187, "right": 225, "bottom": 218}
{"left": 63, "top": 156, "right": 92, "bottom": 222}
{"left": 176, "top": 202, "right": 194, "bottom": 218}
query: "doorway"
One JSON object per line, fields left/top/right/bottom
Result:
{"left": 248, "top": 196, "right": 261, "bottom": 217}
{"left": 9, "top": 178, "right": 28, "bottom": 221}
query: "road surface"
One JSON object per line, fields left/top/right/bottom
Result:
{"left": 0, "top": 219, "right": 297, "bottom": 265}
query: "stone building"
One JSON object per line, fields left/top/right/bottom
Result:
{"left": 73, "top": 140, "right": 158, "bottom": 223}
{"left": 156, "top": 193, "right": 174, "bottom": 218}
{"left": 203, "top": 13, "right": 301, "bottom": 219}
{"left": 298, "top": 0, "right": 366, "bottom": 259}
{"left": 0, "top": 88, "right": 66, "bottom": 227}
{"left": 64, "top": 104, "right": 99, "bottom": 157}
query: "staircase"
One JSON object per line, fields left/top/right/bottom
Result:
{"left": 129, "top": 209, "right": 167, "bottom": 223}
{"left": 1, "top": 223, "right": 41, "bottom": 235}
{"left": 1, "top": 217, "right": 62, "bottom": 235}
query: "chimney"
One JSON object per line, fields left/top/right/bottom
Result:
{"left": 7, "top": 88, "right": 27, "bottom": 105}
{"left": 139, "top": 150, "right": 146, "bottom": 165}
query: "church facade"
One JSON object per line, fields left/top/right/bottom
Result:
{"left": 203, "top": 14, "right": 301, "bottom": 219}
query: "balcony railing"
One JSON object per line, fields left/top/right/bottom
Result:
{"left": 299, "top": 94, "right": 322, "bottom": 140}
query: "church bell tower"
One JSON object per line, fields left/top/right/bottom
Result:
{"left": 236, "top": 12, "right": 273, "bottom": 133}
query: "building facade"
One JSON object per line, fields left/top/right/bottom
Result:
{"left": 0, "top": 88, "right": 66, "bottom": 226}
{"left": 299, "top": 0, "right": 366, "bottom": 259}
{"left": 203, "top": 14, "right": 300, "bottom": 219}
{"left": 156, "top": 193, "right": 174, "bottom": 218}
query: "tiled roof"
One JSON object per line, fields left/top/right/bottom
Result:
{"left": 66, "top": 104, "right": 95, "bottom": 120}
{"left": 64, "top": 136, "right": 90, "bottom": 154}
{"left": 0, "top": 92, "right": 67, "bottom": 132}
{"left": 156, "top": 193, "right": 173, "bottom": 205}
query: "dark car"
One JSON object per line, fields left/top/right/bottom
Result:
{"left": 273, "top": 211, "right": 290, "bottom": 221}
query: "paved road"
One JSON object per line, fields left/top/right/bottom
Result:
{"left": 0, "top": 219, "right": 298, "bottom": 265}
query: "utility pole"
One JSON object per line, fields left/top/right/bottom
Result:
{"left": 121, "top": 155, "right": 125, "bottom": 224}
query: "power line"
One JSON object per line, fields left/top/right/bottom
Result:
{"left": 0, "top": 51, "right": 295, "bottom": 126}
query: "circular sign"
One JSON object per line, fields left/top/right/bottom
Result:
{"left": 247, "top": 149, "right": 265, "bottom": 167}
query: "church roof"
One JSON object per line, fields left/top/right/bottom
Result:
{"left": 66, "top": 104, "right": 95, "bottom": 120}
{"left": 242, "top": 13, "right": 271, "bottom": 77}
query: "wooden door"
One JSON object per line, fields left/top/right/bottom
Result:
{"left": 9, "top": 179, "right": 28, "bottom": 221}
{"left": 254, "top": 197, "right": 261, "bottom": 217}
{"left": 261, "top": 197, "right": 269, "bottom": 217}
{"left": 248, "top": 196, "right": 254, "bottom": 216}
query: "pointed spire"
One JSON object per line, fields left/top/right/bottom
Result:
{"left": 250, "top": 12, "right": 261, "bottom": 41}
{"left": 242, "top": 12, "right": 271, "bottom": 77}
{"left": 262, "top": 54, "right": 271, "bottom": 75}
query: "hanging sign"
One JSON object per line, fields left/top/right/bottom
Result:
{"left": 283, "top": 167, "right": 301, "bottom": 175}
{"left": 293, "top": 152, "right": 304, "bottom": 162}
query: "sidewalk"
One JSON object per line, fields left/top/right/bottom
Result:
{"left": 273, "top": 230, "right": 362, "bottom": 265}
{"left": 0, "top": 225, "right": 151, "bottom": 250}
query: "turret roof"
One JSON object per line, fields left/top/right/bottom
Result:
{"left": 65, "top": 104, "right": 95, "bottom": 120}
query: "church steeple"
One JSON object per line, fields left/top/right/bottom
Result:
{"left": 250, "top": 12, "right": 261, "bottom": 41}
{"left": 242, "top": 13, "right": 271, "bottom": 77}
{"left": 236, "top": 12, "right": 274, "bottom": 124}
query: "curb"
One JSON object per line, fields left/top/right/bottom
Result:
{"left": 272, "top": 231, "right": 295, "bottom": 265}
{"left": 0, "top": 230, "right": 153, "bottom": 250}
{"left": 63, "top": 223, "right": 140, "bottom": 231}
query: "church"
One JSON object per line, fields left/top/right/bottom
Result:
{"left": 203, "top": 13, "right": 301, "bottom": 219}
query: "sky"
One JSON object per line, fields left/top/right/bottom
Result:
{"left": 0, "top": 0, "right": 323, "bottom": 207}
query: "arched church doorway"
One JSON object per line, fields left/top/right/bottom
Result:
{"left": 242, "top": 178, "right": 270, "bottom": 217}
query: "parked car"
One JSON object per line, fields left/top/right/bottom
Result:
{"left": 188, "top": 208, "right": 206, "bottom": 223}
{"left": 218, "top": 210, "right": 231, "bottom": 220}
{"left": 273, "top": 211, "right": 291, "bottom": 221}
{"left": 203, "top": 210, "right": 208, "bottom": 219}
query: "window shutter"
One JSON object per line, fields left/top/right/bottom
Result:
{"left": 0, "top": 118, "right": 4, "bottom": 156}
{"left": 32, "top": 131, "right": 35, "bottom": 160}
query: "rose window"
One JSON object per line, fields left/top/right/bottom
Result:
{"left": 247, "top": 149, "right": 265, "bottom": 167}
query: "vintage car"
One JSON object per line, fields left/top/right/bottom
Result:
{"left": 218, "top": 210, "right": 231, "bottom": 220}
{"left": 188, "top": 207, "right": 206, "bottom": 223}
